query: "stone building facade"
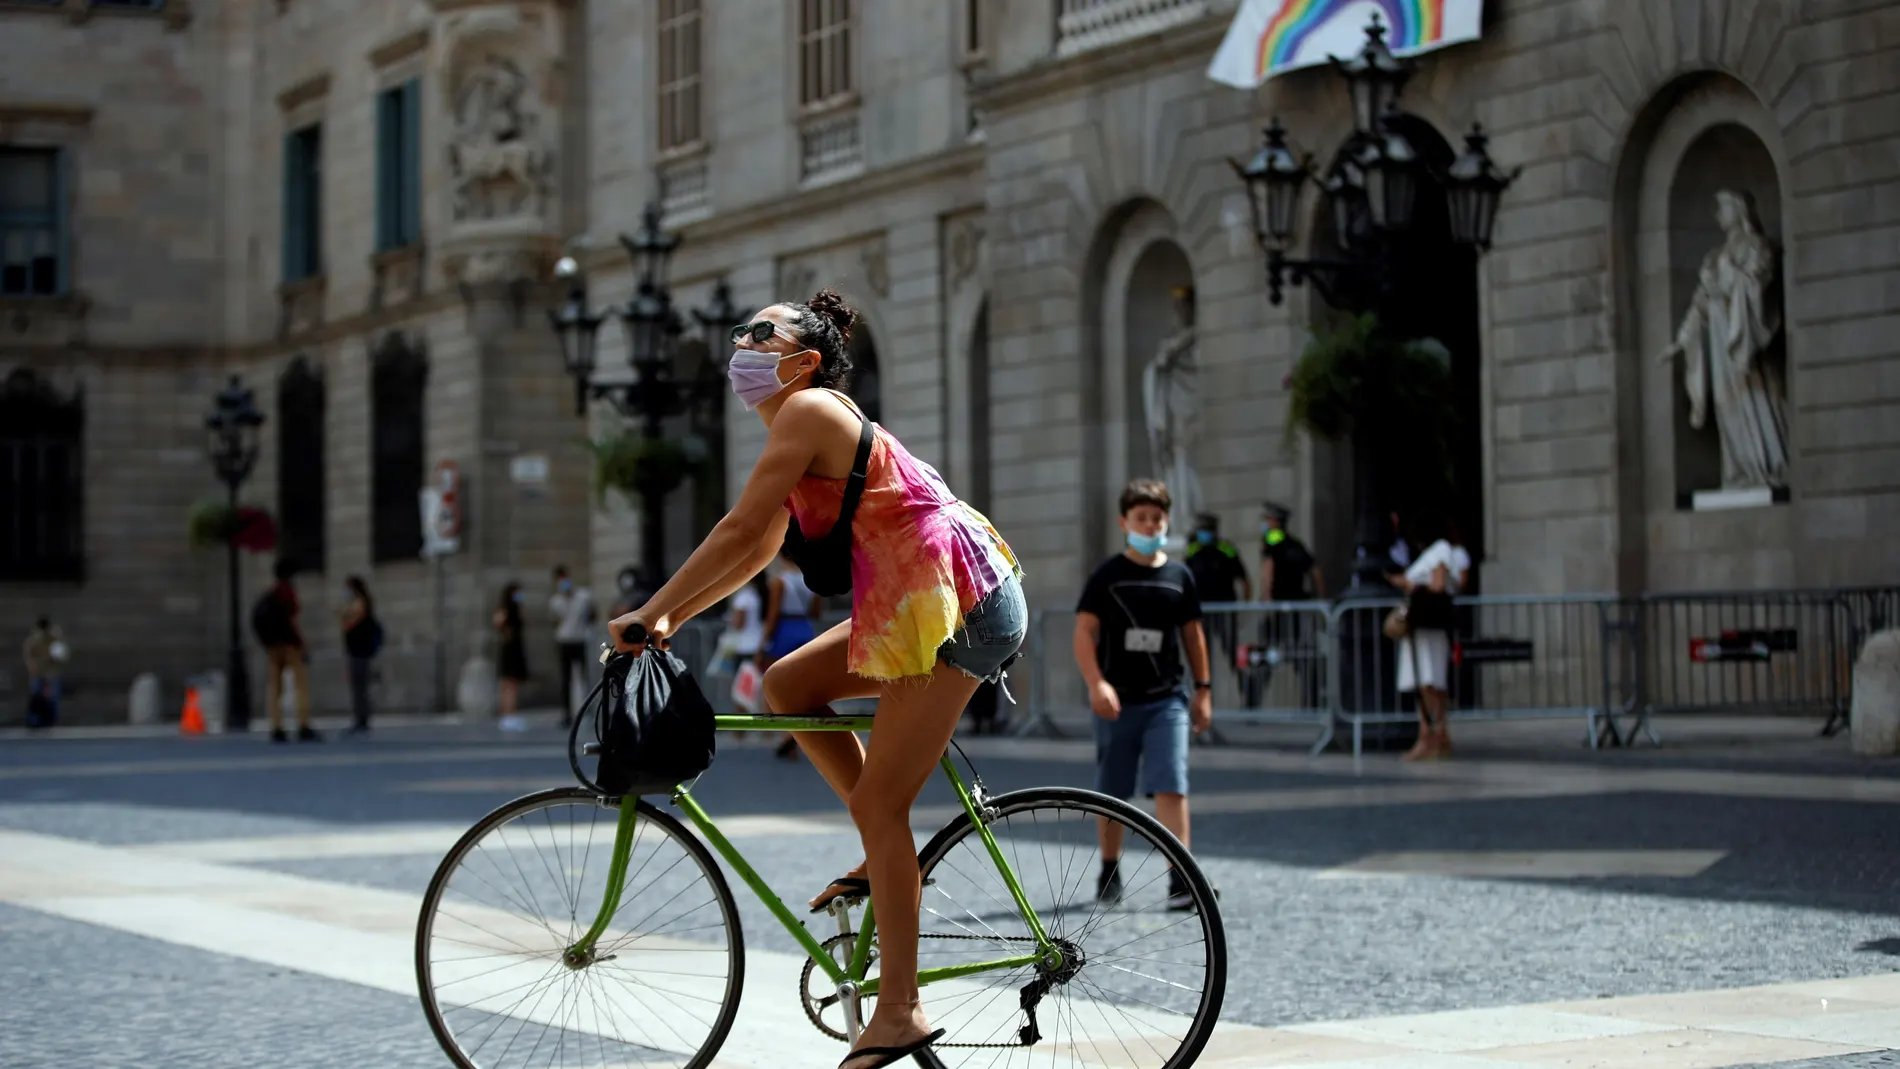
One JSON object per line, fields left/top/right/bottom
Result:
{"left": 1, "top": 0, "right": 1896, "bottom": 721}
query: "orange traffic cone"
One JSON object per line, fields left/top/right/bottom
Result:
{"left": 180, "top": 687, "right": 205, "bottom": 735}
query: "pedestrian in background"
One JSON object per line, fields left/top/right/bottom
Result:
{"left": 254, "top": 559, "right": 317, "bottom": 743}
{"left": 21, "top": 616, "right": 67, "bottom": 729}
{"left": 339, "top": 576, "right": 382, "bottom": 736}
{"left": 759, "top": 555, "right": 820, "bottom": 759}
{"left": 1253, "top": 502, "right": 1324, "bottom": 707}
{"left": 548, "top": 564, "right": 597, "bottom": 727}
{"left": 1184, "top": 512, "right": 1248, "bottom": 694}
{"left": 493, "top": 582, "right": 529, "bottom": 733}
{"left": 1391, "top": 518, "right": 1471, "bottom": 761}
{"left": 1073, "top": 479, "right": 1213, "bottom": 911}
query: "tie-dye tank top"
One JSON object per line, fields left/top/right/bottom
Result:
{"left": 786, "top": 394, "right": 1021, "bottom": 682}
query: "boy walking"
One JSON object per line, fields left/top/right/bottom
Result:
{"left": 1073, "top": 479, "right": 1213, "bottom": 911}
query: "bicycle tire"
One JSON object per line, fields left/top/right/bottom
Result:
{"left": 415, "top": 787, "right": 746, "bottom": 1069}
{"left": 911, "top": 786, "right": 1226, "bottom": 1069}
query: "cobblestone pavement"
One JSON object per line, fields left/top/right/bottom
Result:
{"left": 1, "top": 721, "right": 1895, "bottom": 1068}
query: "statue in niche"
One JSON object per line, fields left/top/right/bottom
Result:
{"left": 1659, "top": 189, "right": 1790, "bottom": 491}
{"left": 448, "top": 54, "right": 553, "bottom": 222}
{"left": 1142, "top": 285, "right": 1201, "bottom": 535}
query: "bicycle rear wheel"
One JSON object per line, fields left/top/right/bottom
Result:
{"left": 912, "top": 787, "right": 1225, "bottom": 1069}
{"left": 416, "top": 787, "right": 744, "bottom": 1069}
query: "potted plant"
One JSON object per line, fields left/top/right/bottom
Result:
{"left": 187, "top": 502, "right": 279, "bottom": 553}
{"left": 587, "top": 433, "right": 697, "bottom": 504}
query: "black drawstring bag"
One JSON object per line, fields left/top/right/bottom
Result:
{"left": 781, "top": 411, "right": 873, "bottom": 597}
{"left": 569, "top": 648, "right": 716, "bottom": 797}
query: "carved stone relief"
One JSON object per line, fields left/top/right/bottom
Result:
{"left": 447, "top": 54, "right": 554, "bottom": 224}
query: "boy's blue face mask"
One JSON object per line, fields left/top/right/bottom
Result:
{"left": 1126, "top": 529, "right": 1166, "bottom": 555}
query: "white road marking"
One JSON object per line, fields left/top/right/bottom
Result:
{"left": 1317, "top": 850, "right": 1730, "bottom": 881}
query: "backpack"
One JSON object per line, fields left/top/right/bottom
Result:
{"left": 347, "top": 615, "right": 386, "bottom": 659}
{"left": 569, "top": 648, "right": 716, "bottom": 797}
{"left": 251, "top": 591, "right": 294, "bottom": 647}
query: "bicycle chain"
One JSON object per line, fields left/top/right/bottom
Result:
{"left": 798, "top": 930, "right": 1061, "bottom": 1048}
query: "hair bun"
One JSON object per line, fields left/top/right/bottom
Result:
{"left": 806, "top": 289, "right": 857, "bottom": 346}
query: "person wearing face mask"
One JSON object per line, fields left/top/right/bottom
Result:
{"left": 1073, "top": 479, "right": 1213, "bottom": 912}
{"left": 608, "top": 288, "right": 1025, "bottom": 1069}
{"left": 548, "top": 564, "right": 596, "bottom": 727}
{"left": 493, "top": 581, "right": 529, "bottom": 733}
{"left": 1255, "top": 502, "right": 1324, "bottom": 708}
{"left": 1183, "top": 512, "right": 1247, "bottom": 694}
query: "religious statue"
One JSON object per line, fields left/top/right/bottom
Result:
{"left": 1142, "top": 285, "right": 1201, "bottom": 536}
{"left": 1660, "top": 189, "right": 1790, "bottom": 490}
{"left": 448, "top": 54, "right": 553, "bottom": 222}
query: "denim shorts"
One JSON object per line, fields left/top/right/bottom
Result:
{"left": 937, "top": 573, "right": 1028, "bottom": 684}
{"left": 1093, "top": 690, "right": 1190, "bottom": 799}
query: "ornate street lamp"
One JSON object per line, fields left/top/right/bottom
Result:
{"left": 548, "top": 204, "right": 724, "bottom": 590}
{"left": 204, "top": 375, "right": 264, "bottom": 732}
{"left": 1230, "top": 17, "right": 1517, "bottom": 308}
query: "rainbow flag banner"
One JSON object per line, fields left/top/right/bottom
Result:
{"left": 1206, "top": 0, "right": 1484, "bottom": 88}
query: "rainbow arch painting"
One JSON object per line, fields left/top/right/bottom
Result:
{"left": 1207, "top": 0, "right": 1484, "bottom": 89}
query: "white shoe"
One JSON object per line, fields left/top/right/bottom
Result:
{"left": 498, "top": 715, "right": 528, "bottom": 732}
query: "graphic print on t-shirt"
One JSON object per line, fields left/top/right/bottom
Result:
{"left": 1077, "top": 556, "right": 1202, "bottom": 703}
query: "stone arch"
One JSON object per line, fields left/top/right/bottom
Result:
{"left": 1080, "top": 197, "right": 1199, "bottom": 556}
{"left": 1611, "top": 71, "right": 1793, "bottom": 587}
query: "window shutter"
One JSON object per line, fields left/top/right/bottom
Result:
{"left": 281, "top": 132, "right": 304, "bottom": 282}
{"left": 375, "top": 95, "right": 396, "bottom": 251}
{"left": 401, "top": 79, "right": 422, "bottom": 246}
{"left": 52, "top": 147, "right": 70, "bottom": 296}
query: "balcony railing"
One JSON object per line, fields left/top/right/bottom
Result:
{"left": 799, "top": 109, "right": 863, "bottom": 186}
{"left": 1055, "top": 0, "right": 1208, "bottom": 57}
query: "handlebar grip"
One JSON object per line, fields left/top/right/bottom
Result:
{"left": 621, "top": 622, "right": 649, "bottom": 647}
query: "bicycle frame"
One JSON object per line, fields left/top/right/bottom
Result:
{"left": 564, "top": 714, "right": 1060, "bottom": 996}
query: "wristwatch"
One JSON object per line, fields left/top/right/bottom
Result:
{"left": 1193, "top": 680, "right": 1212, "bottom": 690}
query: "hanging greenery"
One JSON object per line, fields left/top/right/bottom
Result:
{"left": 587, "top": 433, "right": 697, "bottom": 505}
{"left": 188, "top": 502, "right": 279, "bottom": 553}
{"left": 1283, "top": 312, "right": 1460, "bottom": 510}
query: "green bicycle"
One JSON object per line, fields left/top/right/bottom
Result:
{"left": 414, "top": 693, "right": 1228, "bottom": 1069}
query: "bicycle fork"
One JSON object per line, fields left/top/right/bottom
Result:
{"left": 564, "top": 797, "right": 640, "bottom": 967}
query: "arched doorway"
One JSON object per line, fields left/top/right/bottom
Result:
{"left": 1312, "top": 114, "right": 1483, "bottom": 582}
{"left": 967, "top": 299, "right": 992, "bottom": 514}
{"left": 851, "top": 323, "right": 882, "bottom": 424}
{"left": 1122, "top": 242, "right": 1196, "bottom": 509}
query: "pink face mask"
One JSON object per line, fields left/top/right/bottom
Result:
{"left": 727, "top": 349, "right": 800, "bottom": 410}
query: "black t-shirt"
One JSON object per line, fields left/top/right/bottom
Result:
{"left": 1262, "top": 534, "right": 1316, "bottom": 601}
{"left": 1076, "top": 554, "right": 1202, "bottom": 702}
{"left": 1184, "top": 539, "right": 1247, "bottom": 603}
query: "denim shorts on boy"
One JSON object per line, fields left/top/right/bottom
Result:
{"left": 937, "top": 573, "right": 1028, "bottom": 683}
{"left": 1093, "top": 689, "right": 1191, "bottom": 798}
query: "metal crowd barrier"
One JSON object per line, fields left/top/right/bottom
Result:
{"left": 1017, "top": 586, "right": 1900, "bottom": 756}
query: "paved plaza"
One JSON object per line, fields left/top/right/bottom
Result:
{"left": 0, "top": 715, "right": 1896, "bottom": 1069}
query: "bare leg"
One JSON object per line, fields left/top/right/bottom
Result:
{"left": 498, "top": 679, "right": 518, "bottom": 717}
{"left": 842, "top": 659, "right": 980, "bottom": 1069}
{"left": 1153, "top": 792, "right": 1190, "bottom": 848}
{"left": 1097, "top": 816, "right": 1124, "bottom": 861}
{"left": 759, "top": 619, "right": 883, "bottom": 904}
{"left": 1428, "top": 688, "right": 1452, "bottom": 754}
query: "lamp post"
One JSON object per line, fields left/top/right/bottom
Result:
{"left": 205, "top": 375, "right": 264, "bottom": 732}
{"left": 548, "top": 204, "right": 733, "bottom": 592}
{"left": 1231, "top": 14, "right": 1518, "bottom": 579}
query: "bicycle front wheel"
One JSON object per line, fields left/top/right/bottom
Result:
{"left": 913, "top": 787, "right": 1226, "bottom": 1069}
{"left": 415, "top": 787, "right": 744, "bottom": 1069}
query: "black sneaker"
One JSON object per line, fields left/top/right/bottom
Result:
{"left": 1096, "top": 865, "right": 1123, "bottom": 904}
{"left": 296, "top": 725, "right": 323, "bottom": 743}
{"left": 270, "top": 728, "right": 289, "bottom": 744}
{"left": 1166, "top": 872, "right": 1194, "bottom": 912}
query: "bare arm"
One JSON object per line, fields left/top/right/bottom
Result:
{"left": 1072, "top": 612, "right": 1105, "bottom": 688}
{"left": 1181, "top": 619, "right": 1210, "bottom": 683}
{"left": 1259, "top": 558, "right": 1275, "bottom": 602}
{"left": 621, "top": 396, "right": 829, "bottom": 638}
{"left": 1310, "top": 564, "right": 1326, "bottom": 600}
{"left": 676, "top": 512, "right": 789, "bottom": 628}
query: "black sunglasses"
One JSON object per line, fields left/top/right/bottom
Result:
{"left": 730, "top": 321, "right": 791, "bottom": 346}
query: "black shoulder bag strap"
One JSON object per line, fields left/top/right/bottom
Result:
{"left": 829, "top": 412, "right": 875, "bottom": 540}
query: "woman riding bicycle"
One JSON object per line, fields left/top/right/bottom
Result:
{"left": 610, "top": 289, "right": 1025, "bottom": 1069}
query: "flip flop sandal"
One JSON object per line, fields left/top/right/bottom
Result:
{"left": 809, "top": 875, "right": 870, "bottom": 913}
{"left": 838, "top": 1029, "right": 946, "bottom": 1069}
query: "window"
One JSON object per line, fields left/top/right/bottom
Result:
{"left": 281, "top": 123, "right": 322, "bottom": 283}
{"left": 797, "top": 0, "right": 854, "bottom": 110}
{"left": 375, "top": 80, "right": 422, "bottom": 251}
{"left": 0, "top": 148, "right": 65, "bottom": 297}
{"left": 963, "top": 0, "right": 985, "bottom": 60}
{"left": 0, "top": 370, "right": 84, "bottom": 582}
{"left": 277, "top": 357, "right": 326, "bottom": 574}
{"left": 370, "top": 334, "right": 427, "bottom": 563}
{"left": 657, "top": 0, "right": 703, "bottom": 152}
